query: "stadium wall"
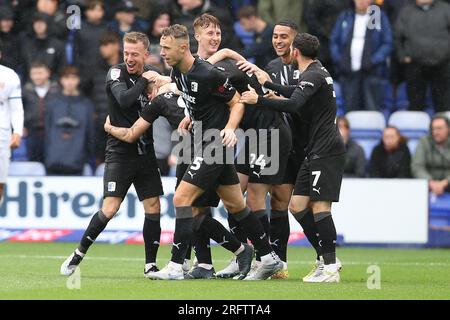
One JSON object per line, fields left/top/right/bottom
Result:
{"left": 0, "top": 177, "right": 436, "bottom": 246}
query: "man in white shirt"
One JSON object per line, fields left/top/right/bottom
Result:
{"left": 330, "top": 0, "right": 393, "bottom": 111}
{"left": 0, "top": 43, "right": 24, "bottom": 205}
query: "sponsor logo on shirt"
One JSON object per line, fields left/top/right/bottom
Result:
{"left": 108, "top": 182, "right": 116, "bottom": 192}
{"left": 191, "top": 81, "right": 198, "bottom": 92}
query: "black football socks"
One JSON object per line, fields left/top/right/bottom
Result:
{"left": 270, "top": 210, "right": 290, "bottom": 262}
{"left": 292, "top": 208, "right": 322, "bottom": 260}
{"left": 78, "top": 210, "right": 110, "bottom": 254}
{"left": 314, "top": 211, "right": 337, "bottom": 265}
{"left": 143, "top": 213, "right": 161, "bottom": 264}
{"left": 171, "top": 206, "right": 194, "bottom": 264}
{"left": 232, "top": 207, "right": 272, "bottom": 257}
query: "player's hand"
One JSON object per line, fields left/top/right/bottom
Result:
{"left": 220, "top": 128, "right": 238, "bottom": 148}
{"left": 178, "top": 116, "right": 192, "bottom": 136}
{"left": 255, "top": 69, "right": 271, "bottom": 86}
{"left": 104, "top": 115, "right": 112, "bottom": 133}
{"left": 142, "top": 70, "right": 160, "bottom": 82}
{"left": 263, "top": 90, "right": 279, "bottom": 99}
{"left": 240, "top": 84, "right": 259, "bottom": 105}
{"left": 9, "top": 133, "right": 21, "bottom": 149}
{"left": 236, "top": 60, "right": 260, "bottom": 73}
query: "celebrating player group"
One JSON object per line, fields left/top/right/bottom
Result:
{"left": 60, "top": 13, "right": 345, "bottom": 283}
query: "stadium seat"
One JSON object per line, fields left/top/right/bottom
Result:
{"left": 95, "top": 163, "right": 105, "bottom": 177}
{"left": 429, "top": 193, "right": 450, "bottom": 247}
{"left": 83, "top": 164, "right": 93, "bottom": 176}
{"left": 388, "top": 111, "right": 430, "bottom": 154}
{"left": 346, "top": 111, "right": 386, "bottom": 159}
{"left": 8, "top": 161, "right": 46, "bottom": 176}
{"left": 440, "top": 111, "right": 450, "bottom": 121}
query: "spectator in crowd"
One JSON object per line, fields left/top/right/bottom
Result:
{"left": 369, "top": 126, "right": 412, "bottom": 178}
{"left": 22, "top": 62, "right": 59, "bottom": 162}
{"left": 237, "top": 5, "right": 275, "bottom": 68}
{"left": 0, "top": 6, "right": 20, "bottom": 71}
{"left": 74, "top": 0, "right": 109, "bottom": 69}
{"left": 20, "top": 12, "right": 66, "bottom": 82}
{"left": 80, "top": 32, "right": 121, "bottom": 166}
{"left": 212, "top": 0, "right": 256, "bottom": 18}
{"left": 330, "top": 0, "right": 392, "bottom": 112}
{"left": 381, "top": 0, "right": 414, "bottom": 86}
{"left": 304, "top": 0, "right": 350, "bottom": 76}
{"left": 258, "top": 0, "right": 306, "bottom": 32}
{"left": 171, "top": 0, "right": 240, "bottom": 53}
{"left": 395, "top": 0, "right": 450, "bottom": 112}
{"left": 35, "top": 0, "right": 68, "bottom": 40}
{"left": 45, "top": 66, "right": 94, "bottom": 175}
{"left": 412, "top": 115, "right": 450, "bottom": 196}
{"left": 146, "top": 7, "right": 171, "bottom": 74}
{"left": 133, "top": 0, "right": 172, "bottom": 21}
{"left": 337, "top": 116, "right": 367, "bottom": 177}
{"left": 109, "top": 0, "right": 149, "bottom": 39}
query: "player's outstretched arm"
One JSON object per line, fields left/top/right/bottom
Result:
{"left": 104, "top": 116, "right": 151, "bottom": 143}
{"left": 240, "top": 84, "right": 312, "bottom": 114}
{"left": 207, "top": 49, "right": 246, "bottom": 65}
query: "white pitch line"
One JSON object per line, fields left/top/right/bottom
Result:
{"left": 0, "top": 255, "right": 449, "bottom": 267}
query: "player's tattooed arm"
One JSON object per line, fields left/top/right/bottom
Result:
{"left": 207, "top": 49, "right": 246, "bottom": 64}
{"left": 104, "top": 116, "right": 151, "bottom": 143}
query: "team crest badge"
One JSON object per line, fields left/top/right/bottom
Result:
{"left": 191, "top": 81, "right": 198, "bottom": 92}
{"left": 293, "top": 70, "right": 300, "bottom": 80}
{"left": 111, "top": 68, "right": 121, "bottom": 81}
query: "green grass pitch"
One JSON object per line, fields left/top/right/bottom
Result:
{"left": 0, "top": 242, "right": 449, "bottom": 300}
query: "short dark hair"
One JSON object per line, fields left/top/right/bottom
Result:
{"left": 292, "top": 33, "right": 320, "bottom": 59}
{"left": 30, "top": 61, "right": 50, "bottom": 70}
{"left": 237, "top": 5, "right": 258, "bottom": 19}
{"left": 337, "top": 116, "right": 350, "bottom": 129}
{"left": 60, "top": 65, "right": 80, "bottom": 78}
{"left": 85, "top": 0, "right": 104, "bottom": 10}
{"left": 431, "top": 115, "right": 450, "bottom": 128}
{"left": 275, "top": 20, "right": 298, "bottom": 32}
{"left": 99, "top": 31, "right": 120, "bottom": 46}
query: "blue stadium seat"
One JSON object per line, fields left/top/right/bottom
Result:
{"left": 11, "top": 136, "right": 28, "bottom": 161}
{"left": 388, "top": 111, "right": 430, "bottom": 154}
{"left": 346, "top": 111, "right": 386, "bottom": 159}
{"left": 8, "top": 161, "right": 46, "bottom": 176}
{"left": 429, "top": 193, "right": 450, "bottom": 247}
{"left": 83, "top": 164, "right": 93, "bottom": 176}
{"left": 95, "top": 163, "right": 105, "bottom": 177}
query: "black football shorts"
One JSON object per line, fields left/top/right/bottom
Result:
{"left": 103, "top": 154, "right": 163, "bottom": 201}
{"left": 235, "top": 122, "right": 292, "bottom": 184}
{"left": 293, "top": 153, "right": 345, "bottom": 202}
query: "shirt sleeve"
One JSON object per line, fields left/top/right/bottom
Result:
{"left": 256, "top": 72, "right": 322, "bottom": 113}
{"left": 208, "top": 67, "right": 237, "bottom": 103}
{"left": 9, "top": 72, "right": 24, "bottom": 135}
{"left": 106, "top": 66, "right": 149, "bottom": 109}
{"left": 141, "top": 98, "right": 162, "bottom": 124}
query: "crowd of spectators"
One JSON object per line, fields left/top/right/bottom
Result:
{"left": 0, "top": 0, "right": 449, "bottom": 195}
